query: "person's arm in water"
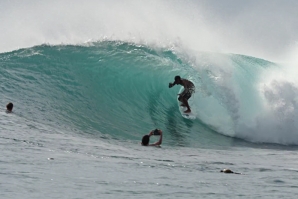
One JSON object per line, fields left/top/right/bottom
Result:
{"left": 148, "top": 130, "right": 163, "bottom": 146}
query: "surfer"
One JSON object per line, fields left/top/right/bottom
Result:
{"left": 6, "top": 102, "right": 13, "bottom": 113}
{"left": 141, "top": 129, "right": 163, "bottom": 146}
{"left": 169, "top": 76, "right": 195, "bottom": 113}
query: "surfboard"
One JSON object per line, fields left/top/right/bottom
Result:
{"left": 178, "top": 104, "right": 196, "bottom": 119}
{"left": 177, "top": 88, "right": 196, "bottom": 120}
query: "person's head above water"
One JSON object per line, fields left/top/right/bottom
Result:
{"left": 174, "top": 75, "right": 181, "bottom": 83}
{"left": 142, "top": 135, "right": 150, "bottom": 146}
{"left": 220, "top": 168, "right": 242, "bottom": 174}
{"left": 220, "top": 169, "right": 233, "bottom": 173}
{"left": 6, "top": 102, "right": 13, "bottom": 112}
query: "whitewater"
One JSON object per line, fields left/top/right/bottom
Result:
{"left": 1, "top": 0, "right": 298, "bottom": 198}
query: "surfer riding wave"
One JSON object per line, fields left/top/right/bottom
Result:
{"left": 169, "top": 76, "right": 195, "bottom": 113}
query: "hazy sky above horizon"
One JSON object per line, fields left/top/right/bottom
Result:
{"left": 200, "top": 0, "right": 298, "bottom": 58}
{"left": 0, "top": 0, "right": 297, "bottom": 61}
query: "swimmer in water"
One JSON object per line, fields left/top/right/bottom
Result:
{"left": 6, "top": 102, "right": 13, "bottom": 113}
{"left": 141, "top": 129, "right": 163, "bottom": 146}
{"left": 220, "top": 169, "right": 242, "bottom": 174}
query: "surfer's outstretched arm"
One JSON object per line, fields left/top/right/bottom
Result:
{"left": 169, "top": 82, "right": 176, "bottom": 88}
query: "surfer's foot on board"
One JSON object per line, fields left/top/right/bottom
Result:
{"left": 184, "top": 109, "right": 191, "bottom": 113}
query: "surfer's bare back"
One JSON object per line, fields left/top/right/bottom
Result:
{"left": 169, "top": 76, "right": 195, "bottom": 113}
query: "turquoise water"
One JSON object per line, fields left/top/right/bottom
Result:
{"left": 2, "top": 42, "right": 298, "bottom": 145}
{"left": 2, "top": 42, "right": 298, "bottom": 198}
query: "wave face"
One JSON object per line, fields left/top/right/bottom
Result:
{"left": 1, "top": 41, "right": 298, "bottom": 145}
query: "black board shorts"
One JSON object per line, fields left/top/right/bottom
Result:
{"left": 179, "top": 87, "right": 195, "bottom": 100}
{"left": 181, "top": 91, "right": 192, "bottom": 100}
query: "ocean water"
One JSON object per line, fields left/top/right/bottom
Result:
{"left": 1, "top": 42, "right": 298, "bottom": 198}
{"left": 2, "top": 1, "right": 298, "bottom": 198}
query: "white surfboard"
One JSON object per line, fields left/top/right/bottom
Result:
{"left": 178, "top": 104, "right": 196, "bottom": 119}
{"left": 177, "top": 88, "right": 196, "bottom": 120}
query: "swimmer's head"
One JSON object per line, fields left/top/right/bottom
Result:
{"left": 6, "top": 102, "right": 13, "bottom": 112}
{"left": 220, "top": 169, "right": 233, "bottom": 173}
{"left": 141, "top": 135, "right": 150, "bottom": 145}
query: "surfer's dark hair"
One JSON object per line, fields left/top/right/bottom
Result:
{"left": 174, "top": 76, "right": 181, "bottom": 82}
{"left": 142, "top": 135, "right": 150, "bottom": 145}
{"left": 6, "top": 102, "right": 13, "bottom": 111}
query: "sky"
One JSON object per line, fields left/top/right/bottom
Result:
{"left": 0, "top": 0, "right": 297, "bottom": 62}
{"left": 200, "top": 0, "right": 298, "bottom": 61}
